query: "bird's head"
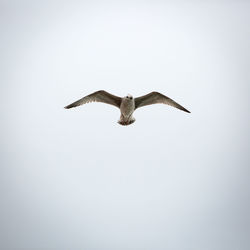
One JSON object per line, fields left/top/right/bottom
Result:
{"left": 125, "top": 94, "right": 133, "bottom": 100}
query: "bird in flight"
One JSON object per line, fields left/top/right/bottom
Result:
{"left": 64, "top": 90, "right": 190, "bottom": 126}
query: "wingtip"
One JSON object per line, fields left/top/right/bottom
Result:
{"left": 182, "top": 108, "right": 191, "bottom": 113}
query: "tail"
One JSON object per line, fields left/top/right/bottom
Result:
{"left": 118, "top": 120, "right": 135, "bottom": 126}
{"left": 118, "top": 116, "right": 136, "bottom": 126}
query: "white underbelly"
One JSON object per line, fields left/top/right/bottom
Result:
{"left": 120, "top": 100, "right": 135, "bottom": 117}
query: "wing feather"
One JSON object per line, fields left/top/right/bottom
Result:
{"left": 64, "top": 90, "right": 122, "bottom": 109}
{"left": 135, "top": 92, "right": 190, "bottom": 113}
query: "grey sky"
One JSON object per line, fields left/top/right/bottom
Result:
{"left": 1, "top": 0, "right": 250, "bottom": 249}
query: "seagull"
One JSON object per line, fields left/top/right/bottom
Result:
{"left": 64, "top": 90, "right": 190, "bottom": 126}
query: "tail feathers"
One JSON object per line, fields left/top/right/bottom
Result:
{"left": 118, "top": 116, "right": 135, "bottom": 126}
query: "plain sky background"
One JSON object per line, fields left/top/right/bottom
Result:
{"left": 1, "top": 0, "right": 250, "bottom": 249}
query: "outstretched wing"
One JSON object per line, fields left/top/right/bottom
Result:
{"left": 135, "top": 92, "right": 190, "bottom": 113}
{"left": 64, "top": 90, "right": 122, "bottom": 109}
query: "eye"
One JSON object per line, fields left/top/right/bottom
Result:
{"left": 129, "top": 97, "right": 132, "bottom": 100}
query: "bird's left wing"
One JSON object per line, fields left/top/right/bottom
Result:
{"left": 64, "top": 90, "right": 122, "bottom": 109}
{"left": 135, "top": 92, "right": 190, "bottom": 113}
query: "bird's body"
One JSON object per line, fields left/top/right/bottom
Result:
{"left": 64, "top": 90, "right": 190, "bottom": 126}
{"left": 119, "top": 94, "right": 135, "bottom": 125}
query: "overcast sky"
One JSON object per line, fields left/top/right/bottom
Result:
{"left": 1, "top": 0, "right": 250, "bottom": 249}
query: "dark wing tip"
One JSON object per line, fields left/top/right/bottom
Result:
{"left": 183, "top": 108, "right": 191, "bottom": 113}
{"left": 179, "top": 106, "right": 191, "bottom": 113}
{"left": 64, "top": 104, "right": 74, "bottom": 109}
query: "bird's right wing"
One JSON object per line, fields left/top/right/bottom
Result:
{"left": 135, "top": 92, "right": 190, "bottom": 113}
{"left": 64, "top": 90, "right": 122, "bottom": 109}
